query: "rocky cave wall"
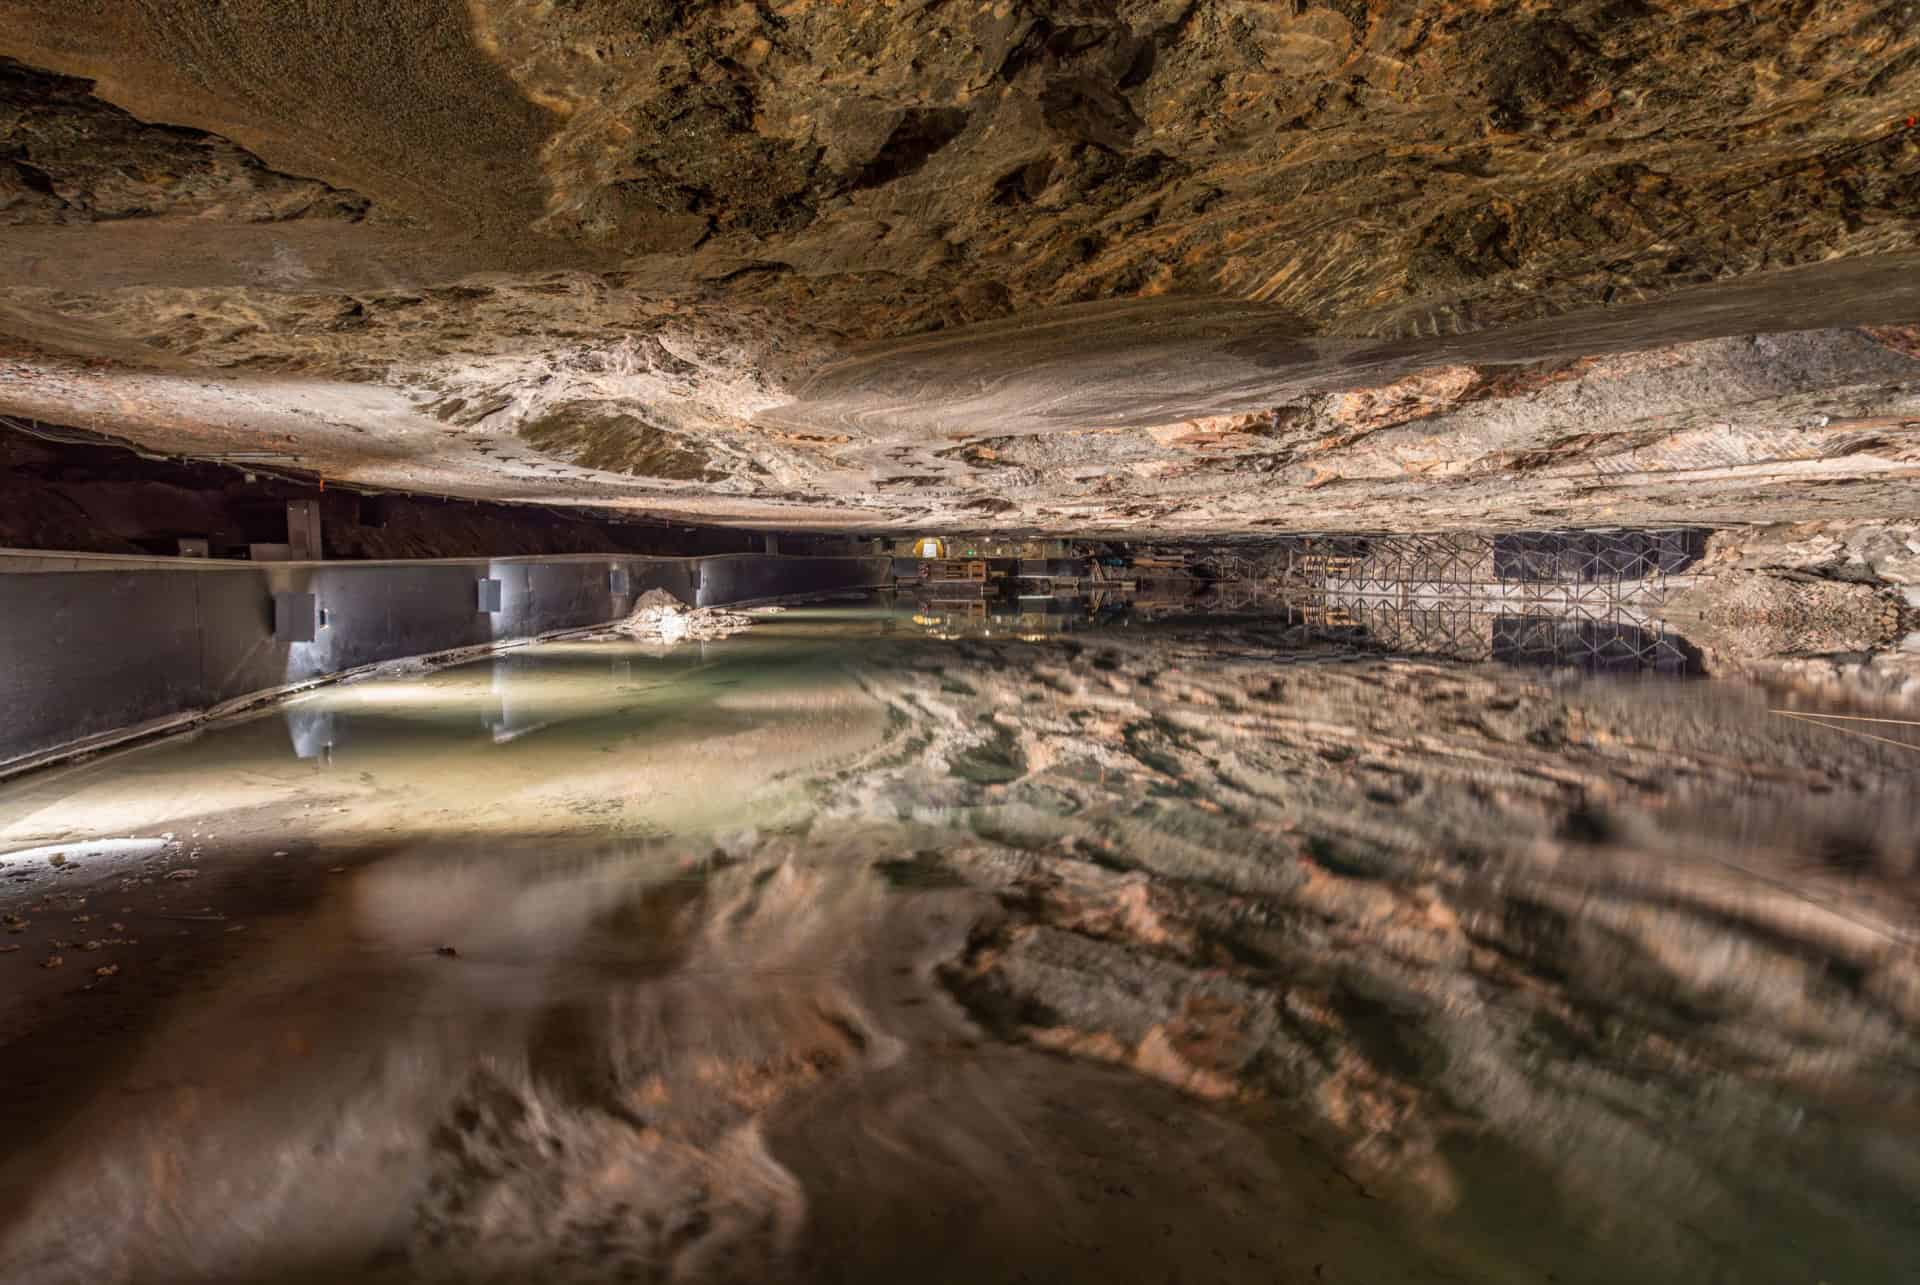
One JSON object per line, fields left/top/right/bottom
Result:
{"left": 0, "top": 2, "right": 1916, "bottom": 529}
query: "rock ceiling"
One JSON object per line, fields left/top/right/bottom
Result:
{"left": 2, "top": 1, "right": 1918, "bottom": 531}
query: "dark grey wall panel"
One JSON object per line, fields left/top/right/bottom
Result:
{"left": 296, "top": 564, "right": 495, "bottom": 679}
{"left": 195, "top": 567, "right": 287, "bottom": 700}
{"left": 523, "top": 561, "right": 609, "bottom": 636}
{"left": 0, "top": 571, "right": 205, "bottom": 753}
{"left": 696, "top": 555, "right": 887, "bottom": 607}
{"left": 0, "top": 554, "right": 890, "bottom": 771}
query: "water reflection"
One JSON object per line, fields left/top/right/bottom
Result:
{"left": 1, "top": 604, "right": 1916, "bottom": 1283}
{"left": 896, "top": 529, "right": 1709, "bottom": 674}
{"left": 285, "top": 705, "right": 338, "bottom": 762}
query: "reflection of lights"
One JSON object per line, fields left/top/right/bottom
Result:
{"left": 0, "top": 772, "right": 301, "bottom": 848}
{"left": 317, "top": 682, "right": 451, "bottom": 705}
{"left": 491, "top": 721, "right": 555, "bottom": 745}
{"left": 1, "top": 837, "right": 167, "bottom": 866}
{"left": 527, "top": 641, "right": 647, "bottom": 657}
{"left": 285, "top": 706, "right": 338, "bottom": 762}
{"left": 309, "top": 661, "right": 663, "bottom": 715}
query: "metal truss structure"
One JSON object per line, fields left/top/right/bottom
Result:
{"left": 1490, "top": 615, "right": 1699, "bottom": 676}
{"left": 1206, "top": 529, "right": 1709, "bottom": 673}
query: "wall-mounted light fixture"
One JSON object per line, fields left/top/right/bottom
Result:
{"left": 477, "top": 578, "right": 504, "bottom": 613}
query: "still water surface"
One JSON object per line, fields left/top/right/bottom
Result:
{"left": 1, "top": 604, "right": 1916, "bottom": 1283}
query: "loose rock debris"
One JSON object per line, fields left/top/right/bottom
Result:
{"left": 595, "top": 589, "right": 758, "bottom": 644}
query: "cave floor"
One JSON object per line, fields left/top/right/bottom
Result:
{"left": 0, "top": 604, "right": 1916, "bottom": 1283}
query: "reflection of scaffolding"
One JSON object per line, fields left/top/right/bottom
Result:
{"left": 1203, "top": 578, "right": 1286, "bottom": 614}
{"left": 1491, "top": 616, "right": 1698, "bottom": 675}
{"left": 1494, "top": 529, "right": 1705, "bottom": 582}
{"left": 1223, "top": 530, "right": 1708, "bottom": 674}
{"left": 893, "top": 529, "right": 1710, "bottom": 674}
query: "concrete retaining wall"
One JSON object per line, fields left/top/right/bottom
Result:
{"left": 0, "top": 552, "right": 888, "bottom": 773}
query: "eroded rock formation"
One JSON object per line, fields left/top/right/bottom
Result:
{"left": 1654, "top": 519, "right": 1920, "bottom": 701}
{"left": 0, "top": 2, "right": 1916, "bottom": 527}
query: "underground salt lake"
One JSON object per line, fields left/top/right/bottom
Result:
{"left": 1, "top": 601, "right": 1916, "bottom": 1284}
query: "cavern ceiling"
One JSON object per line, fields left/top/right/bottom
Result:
{"left": 1, "top": 0, "right": 1917, "bottom": 531}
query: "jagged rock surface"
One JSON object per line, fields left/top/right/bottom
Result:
{"left": 1655, "top": 520, "right": 1920, "bottom": 702}
{"left": 0, "top": 2, "right": 1916, "bottom": 527}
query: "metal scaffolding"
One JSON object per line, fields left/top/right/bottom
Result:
{"left": 1208, "top": 529, "right": 1707, "bottom": 673}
